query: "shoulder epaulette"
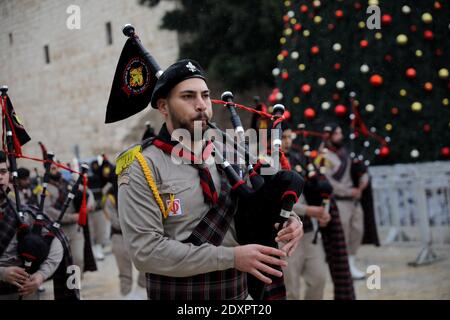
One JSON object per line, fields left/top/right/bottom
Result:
{"left": 115, "top": 138, "right": 157, "bottom": 176}
{"left": 115, "top": 144, "right": 142, "bottom": 176}
{"left": 314, "top": 154, "right": 332, "bottom": 169}
{"left": 117, "top": 137, "right": 172, "bottom": 219}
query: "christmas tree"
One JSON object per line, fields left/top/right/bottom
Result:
{"left": 273, "top": 0, "right": 450, "bottom": 165}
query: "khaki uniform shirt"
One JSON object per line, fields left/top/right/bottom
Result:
{"left": 44, "top": 183, "right": 78, "bottom": 225}
{"left": 322, "top": 151, "right": 368, "bottom": 198}
{"left": 118, "top": 144, "right": 237, "bottom": 278}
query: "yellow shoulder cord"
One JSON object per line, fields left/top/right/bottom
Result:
{"left": 107, "top": 194, "right": 116, "bottom": 207}
{"left": 134, "top": 151, "right": 174, "bottom": 219}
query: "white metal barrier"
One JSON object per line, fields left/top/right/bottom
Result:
{"left": 369, "top": 161, "right": 450, "bottom": 266}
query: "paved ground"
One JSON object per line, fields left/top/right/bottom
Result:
{"left": 40, "top": 242, "right": 450, "bottom": 300}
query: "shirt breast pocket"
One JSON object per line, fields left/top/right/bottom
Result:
{"left": 158, "top": 180, "right": 192, "bottom": 218}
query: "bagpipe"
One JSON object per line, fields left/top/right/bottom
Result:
{"left": 105, "top": 25, "right": 305, "bottom": 300}
{"left": 347, "top": 93, "right": 380, "bottom": 247}
{"left": 287, "top": 122, "right": 356, "bottom": 300}
{"left": 209, "top": 94, "right": 303, "bottom": 239}
{"left": 287, "top": 123, "right": 334, "bottom": 241}
{"left": 212, "top": 96, "right": 305, "bottom": 300}
{"left": 0, "top": 86, "right": 86, "bottom": 299}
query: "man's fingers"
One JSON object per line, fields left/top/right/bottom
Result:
{"left": 281, "top": 241, "right": 294, "bottom": 254}
{"left": 276, "top": 232, "right": 296, "bottom": 242}
{"left": 287, "top": 241, "right": 299, "bottom": 257}
{"left": 258, "top": 245, "right": 287, "bottom": 258}
{"left": 16, "top": 274, "right": 29, "bottom": 283}
{"left": 276, "top": 227, "right": 301, "bottom": 242}
{"left": 254, "top": 262, "right": 283, "bottom": 279}
{"left": 259, "top": 253, "right": 288, "bottom": 268}
{"left": 19, "top": 282, "right": 35, "bottom": 297}
{"left": 15, "top": 269, "right": 29, "bottom": 277}
{"left": 250, "top": 269, "right": 272, "bottom": 285}
{"left": 12, "top": 281, "right": 23, "bottom": 289}
{"left": 276, "top": 224, "right": 295, "bottom": 237}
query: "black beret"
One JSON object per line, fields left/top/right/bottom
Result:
{"left": 17, "top": 167, "right": 30, "bottom": 179}
{"left": 150, "top": 59, "right": 206, "bottom": 108}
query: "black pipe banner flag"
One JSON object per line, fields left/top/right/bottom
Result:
{"left": 38, "top": 141, "right": 48, "bottom": 160}
{"left": 105, "top": 37, "right": 158, "bottom": 123}
{"left": 1, "top": 94, "right": 31, "bottom": 154}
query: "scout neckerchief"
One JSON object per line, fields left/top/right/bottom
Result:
{"left": 327, "top": 144, "right": 349, "bottom": 182}
{"left": 152, "top": 124, "right": 218, "bottom": 206}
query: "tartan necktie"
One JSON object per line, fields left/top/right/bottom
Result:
{"left": 152, "top": 125, "right": 218, "bottom": 205}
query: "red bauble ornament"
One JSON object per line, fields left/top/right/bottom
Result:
{"left": 283, "top": 15, "right": 290, "bottom": 23}
{"left": 310, "top": 150, "right": 318, "bottom": 158}
{"left": 423, "top": 124, "right": 431, "bottom": 133}
{"left": 284, "top": 110, "right": 291, "bottom": 120}
{"left": 441, "top": 147, "right": 450, "bottom": 157}
{"left": 370, "top": 74, "right": 383, "bottom": 87}
{"left": 268, "top": 89, "right": 278, "bottom": 104}
{"left": 381, "top": 14, "right": 392, "bottom": 25}
{"left": 294, "top": 23, "right": 302, "bottom": 31}
{"left": 380, "top": 146, "right": 390, "bottom": 157}
{"left": 354, "top": 2, "right": 362, "bottom": 10}
{"left": 424, "top": 30, "right": 434, "bottom": 40}
{"left": 435, "top": 48, "right": 443, "bottom": 56}
{"left": 406, "top": 68, "right": 417, "bottom": 79}
{"left": 281, "top": 71, "right": 289, "bottom": 80}
{"left": 335, "top": 10, "right": 344, "bottom": 18}
{"left": 424, "top": 82, "right": 433, "bottom": 91}
{"left": 385, "top": 54, "right": 393, "bottom": 62}
{"left": 304, "top": 108, "right": 316, "bottom": 120}
{"left": 281, "top": 50, "right": 289, "bottom": 57}
{"left": 328, "top": 24, "right": 335, "bottom": 31}
{"left": 334, "top": 63, "right": 341, "bottom": 71}
{"left": 360, "top": 40, "right": 369, "bottom": 48}
{"left": 300, "top": 5, "right": 308, "bottom": 13}
{"left": 268, "top": 94, "right": 276, "bottom": 104}
{"left": 334, "top": 104, "right": 347, "bottom": 116}
{"left": 410, "top": 25, "right": 417, "bottom": 32}
{"left": 434, "top": 1, "right": 442, "bottom": 10}
{"left": 391, "top": 107, "right": 399, "bottom": 115}
{"left": 301, "top": 84, "right": 312, "bottom": 94}
{"left": 311, "top": 46, "right": 320, "bottom": 55}
{"left": 332, "top": 93, "right": 340, "bottom": 101}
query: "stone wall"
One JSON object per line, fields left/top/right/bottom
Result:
{"left": 0, "top": 0, "right": 179, "bottom": 167}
